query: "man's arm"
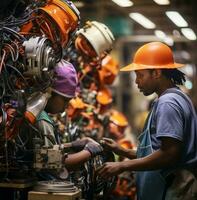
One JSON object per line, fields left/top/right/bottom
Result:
{"left": 62, "top": 137, "right": 103, "bottom": 170}
{"left": 123, "top": 137, "right": 182, "bottom": 170}
{"left": 101, "top": 137, "right": 137, "bottom": 159}
{"left": 97, "top": 137, "right": 182, "bottom": 178}
{"left": 63, "top": 150, "right": 91, "bottom": 170}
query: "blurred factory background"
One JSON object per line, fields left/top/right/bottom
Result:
{"left": 74, "top": 0, "right": 197, "bottom": 135}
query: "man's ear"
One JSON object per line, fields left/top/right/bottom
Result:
{"left": 152, "top": 69, "right": 162, "bottom": 79}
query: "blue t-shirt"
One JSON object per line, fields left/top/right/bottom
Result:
{"left": 150, "top": 87, "right": 197, "bottom": 168}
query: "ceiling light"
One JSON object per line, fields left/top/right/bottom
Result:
{"left": 112, "top": 0, "right": 133, "bottom": 7}
{"left": 154, "top": 30, "right": 174, "bottom": 46}
{"left": 165, "top": 11, "right": 188, "bottom": 27}
{"left": 182, "top": 64, "right": 194, "bottom": 76}
{"left": 129, "top": 13, "right": 156, "bottom": 29}
{"left": 74, "top": 2, "right": 84, "bottom": 8}
{"left": 153, "top": 0, "right": 170, "bottom": 5}
{"left": 180, "top": 51, "right": 191, "bottom": 60}
{"left": 164, "top": 36, "right": 174, "bottom": 46}
{"left": 154, "top": 30, "right": 166, "bottom": 39}
{"left": 181, "top": 28, "right": 197, "bottom": 40}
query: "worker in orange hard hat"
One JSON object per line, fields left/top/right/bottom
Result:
{"left": 97, "top": 42, "right": 197, "bottom": 200}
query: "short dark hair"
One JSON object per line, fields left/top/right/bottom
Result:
{"left": 161, "top": 69, "right": 186, "bottom": 85}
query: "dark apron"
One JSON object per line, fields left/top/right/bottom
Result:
{"left": 136, "top": 108, "right": 166, "bottom": 200}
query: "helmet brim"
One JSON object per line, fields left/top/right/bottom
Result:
{"left": 120, "top": 62, "right": 185, "bottom": 72}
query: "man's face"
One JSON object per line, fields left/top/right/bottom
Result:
{"left": 134, "top": 69, "right": 156, "bottom": 96}
{"left": 46, "top": 94, "right": 71, "bottom": 114}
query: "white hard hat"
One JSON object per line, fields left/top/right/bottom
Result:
{"left": 77, "top": 21, "right": 115, "bottom": 56}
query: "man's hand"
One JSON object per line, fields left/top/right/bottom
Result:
{"left": 100, "top": 137, "right": 122, "bottom": 154}
{"left": 101, "top": 138, "right": 137, "bottom": 159}
{"left": 96, "top": 162, "right": 124, "bottom": 179}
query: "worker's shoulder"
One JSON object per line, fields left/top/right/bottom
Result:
{"left": 158, "top": 91, "right": 186, "bottom": 105}
{"left": 157, "top": 90, "right": 189, "bottom": 110}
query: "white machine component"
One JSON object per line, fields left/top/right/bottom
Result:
{"left": 25, "top": 91, "right": 51, "bottom": 124}
{"left": 77, "top": 21, "right": 115, "bottom": 56}
{"left": 23, "top": 36, "right": 57, "bottom": 80}
{"left": 33, "top": 180, "right": 77, "bottom": 193}
{"left": 34, "top": 145, "right": 64, "bottom": 169}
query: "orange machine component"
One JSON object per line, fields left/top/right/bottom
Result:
{"left": 96, "top": 87, "right": 113, "bottom": 114}
{"left": 20, "top": 0, "right": 80, "bottom": 48}
{"left": 108, "top": 109, "right": 128, "bottom": 140}
{"left": 67, "top": 97, "right": 87, "bottom": 119}
{"left": 75, "top": 35, "right": 97, "bottom": 58}
{"left": 98, "top": 55, "right": 119, "bottom": 85}
{"left": 0, "top": 106, "right": 23, "bottom": 140}
{"left": 96, "top": 87, "right": 112, "bottom": 106}
{"left": 80, "top": 110, "right": 103, "bottom": 139}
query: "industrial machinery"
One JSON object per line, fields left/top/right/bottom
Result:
{"left": 0, "top": 0, "right": 80, "bottom": 181}
{"left": 0, "top": 1, "right": 119, "bottom": 199}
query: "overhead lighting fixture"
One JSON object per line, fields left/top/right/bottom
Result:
{"left": 181, "top": 64, "right": 194, "bottom": 76}
{"left": 74, "top": 1, "right": 84, "bottom": 8}
{"left": 165, "top": 11, "right": 188, "bottom": 27}
{"left": 154, "top": 30, "right": 174, "bottom": 46}
{"left": 164, "top": 36, "right": 174, "bottom": 46}
{"left": 154, "top": 30, "right": 166, "bottom": 39}
{"left": 129, "top": 13, "right": 156, "bottom": 29}
{"left": 181, "top": 28, "right": 197, "bottom": 40}
{"left": 182, "top": 64, "right": 194, "bottom": 76}
{"left": 112, "top": 0, "right": 133, "bottom": 7}
{"left": 180, "top": 51, "right": 191, "bottom": 60}
{"left": 153, "top": 0, "right": 170, "bottom": 5}
{"left": 74, "top": 2, "right": 84, "bottom": 8}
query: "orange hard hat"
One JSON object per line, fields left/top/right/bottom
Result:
{"left": 98, "top": 55, "right": 119, "bottom": 85}
{"left": 120, "top": 42, "right": 184, "bottom": 72}
{"left": 96, "top": 87, "right": 113, "bottom": 105}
